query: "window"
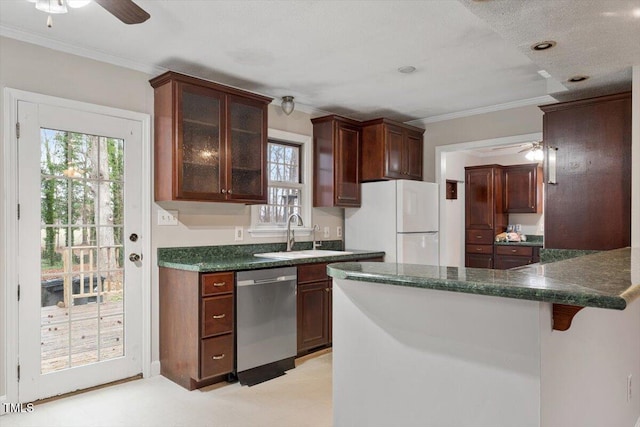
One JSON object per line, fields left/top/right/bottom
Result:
{"left": 258, "top": 141, "right": 302, "bottom": 225}
{"left": 250, "top": 130, "right": 311, "bottom": 236}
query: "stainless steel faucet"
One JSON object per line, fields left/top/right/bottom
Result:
{"left": 286, "top": 213, "right": 304, "bottom": 251}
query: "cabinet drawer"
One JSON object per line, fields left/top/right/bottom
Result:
{"left": 465, "top": 230, "right": 494, "bottom": 245}
{"left": 200, "top": 334, "right": 234, "bottom": 378}
{"left": 201, "top": 295, "right": 234, "bottom": 337}
{"left": 202, "top": 272, "right": 234, "bottom": 296}
{"left": 298, "top": 263, "right": 328, "bottom": 283}
{"left": 466, "top": 244, "right": 493, "bottom": 255}
{"left": 495, "top": 245, "right": 533, "bottom": 257}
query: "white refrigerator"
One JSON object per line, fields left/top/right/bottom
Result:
{"left": 345, "top": 180, "right": 439, "bottom": 265}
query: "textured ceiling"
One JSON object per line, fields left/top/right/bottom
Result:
{"left": 0, "top": 0, "right": 637, "bottom": 121}
{"left": 459, "top": 0, "right": 640, "bottom": 101}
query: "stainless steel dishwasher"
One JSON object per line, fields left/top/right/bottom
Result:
{"left": 236, "top": 267, "right": 297, "bottom": 386}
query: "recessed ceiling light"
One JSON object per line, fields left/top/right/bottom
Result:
{"left": 633, "top": 8, "right": 640, "bottom": 18}
{"left": 398, "top": 66, "right": 417, "bottom": 74}
{"left": 531, "top": 41, "right": 556, "bottom": 51}
{"left": 567, "top": 75, "right": 589, "bottom": 83}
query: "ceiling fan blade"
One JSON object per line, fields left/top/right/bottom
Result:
{"left": 94, "top": 0, "right": 150, "bottom": 24}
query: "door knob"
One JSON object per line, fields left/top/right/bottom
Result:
{"left": 129, "top": 253, "right": 142, "bottom": 262}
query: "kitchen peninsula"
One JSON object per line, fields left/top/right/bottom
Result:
{"left": 328, "top": 248, "right": 640, "bottom": 427}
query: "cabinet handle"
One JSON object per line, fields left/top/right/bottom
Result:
{"left": 213, "top": 282, "right": 226, "bottom": 287}
{"left": 511, "top": 249, "right": 517, "bottom": 253}
{"left": 476, "top": 248, "right": 482, "bottom": 251}
{"left": 211, "top": 354, "right": 225, "bottom": 360}
{"left": 476, "top": 235, "right": 482, "bottom": 239}
{"left": 221, "top": 189, "right": 227, "bottom": 194}
{"left": 212, "top": 314, "right": 226, "bottom": 319}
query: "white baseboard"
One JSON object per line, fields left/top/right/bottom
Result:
{"left": 150, "top": 360, "right": 161, "bottom": 377}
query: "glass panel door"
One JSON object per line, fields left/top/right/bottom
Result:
{"left": 39, "top": 129, "right": 125, "bottom": 373}
{"left": 228, "top": 97, "right": 265, "bottom": 200}
{"left": 18, "top": 101, "right": 142, "bottom": 402}
{"left": 178, "top": 83, "right": 223, "bottom": 198}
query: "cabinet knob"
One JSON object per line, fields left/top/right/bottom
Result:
{"left": 211, "top": 354, "right": 225, "bottom": 360}
{"left": 325, "top": 288, "right": 330, "bottom": 293}
{"left": 228, "top": 189, "right": 232, "bottom": 194}
{"left": 212, "top": 314, "right": 226, "bottom": 319}
{"left": 221, "top": 189, "right": 227, "bottom": 194}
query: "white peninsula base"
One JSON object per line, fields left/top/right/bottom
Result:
{"left": 332, "top": 278, "right": 640, "bottom": 427}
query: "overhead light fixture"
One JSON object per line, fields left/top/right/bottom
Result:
{"left": 567, "top": 75, "right": 589, "bottom": 83}
{"left": 525, "top": 143, "right": 544, "bottom": 161}
{"left": 29, "top": 0, "right": 92, "bottom": 27}
{"left": 531, "top": 41, "right": 556, "bottom": 51}
{"left": 398, "top": 65, "right": 416, "bottom": 74}
{"left": 281, "top": 96, "right": 295, "bottom": 116}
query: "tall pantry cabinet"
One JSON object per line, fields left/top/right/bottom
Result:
{"left": 540, "top": 92, "right": 631, "bottom": 250}
{"left": 464, "top": 165, "right": 508, "bottom": 268}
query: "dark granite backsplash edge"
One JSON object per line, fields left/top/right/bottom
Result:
{"left": 158, "top": 240, "right": 343, "bottom": 263}
{"left": 539, "top": 248, "right": 600, "bottom": 263}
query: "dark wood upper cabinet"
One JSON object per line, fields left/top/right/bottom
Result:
{"left": 540, "top": 92, "right": 631, "bottom": 250}
{"left": 361, "top": 118, "right": 424, "bottom": 182}
{"left": 504, "top": 164, "right": 543, "bottom": 213}
{"left": 150, "top": 71, "right": 271, "bottom": 204}
{"left": 311, "top": 115, "right": 361, "bottom": 207}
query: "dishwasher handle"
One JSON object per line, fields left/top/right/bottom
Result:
{"left": 237, "top": 275, "right": 297, "bottom": 287}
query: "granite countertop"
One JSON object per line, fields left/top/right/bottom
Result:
{"left": 157, "top": 241, "right": 384, "bottom": 272}
{"left": 494, "top": 241, "right": 543, "bottom": 247}
{"left": 327, "top": 248, "right": 640, "bottom": 310}
{"left": 494, "top": 234, "right": 543, "bottom": 247}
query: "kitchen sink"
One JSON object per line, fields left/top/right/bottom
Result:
{"left": 253, "top": 249, "right": 353, "bottom": 260}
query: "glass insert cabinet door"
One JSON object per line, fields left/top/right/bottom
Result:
{"left": 227, "top": 95, "right": 267, "bottom": 202}
{"left": 177, "top": 82, "right": 224, "bottom": 199}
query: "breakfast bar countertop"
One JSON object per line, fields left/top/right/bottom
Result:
{"left": 327, "top": 247, "right": 640, "bottom": 310}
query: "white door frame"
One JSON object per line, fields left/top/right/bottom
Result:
{"left": 2, "top": 88, "right": 152, "bottom": 405}
{"left": 434, "top": 132, "right": 543, "bottom": 268}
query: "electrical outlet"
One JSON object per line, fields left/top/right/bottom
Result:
{"left": 323, "top": 226, "right": 330, "bottom": 238}
{"left": 157, "top": 209, "right": 178, "bottom": 226}
{"left": 337, "top": 226, "right": 342, "bottom": 238}
{"left": 628, "top": 374, "right": 632, "bottom": 402}
{"left": 235, "top": 226, "right": 244, "bottom": 241}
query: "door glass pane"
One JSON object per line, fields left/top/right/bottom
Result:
{"left": 230, "top": 101, "right": 263, "bottom": 195}
{"left": 40, "top": 129, "right": 125, "bottom": 374}
{"left": 181, "top": 89, "right": 221, "bottom": 194}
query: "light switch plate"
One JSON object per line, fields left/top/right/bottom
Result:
{"left": 323, "top": 226, "right": 330, "bottom": 238}
{"left": 337, "top": 226, "right": 342, "bottom": 238}
{"left": 157, "top": 209, "right": 178, "bottom": 226}
{"left": 235, "top": 226, "right": 244, "bottom": 241}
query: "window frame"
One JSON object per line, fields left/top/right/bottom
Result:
{"left": 248, "top": 129, "right": 312, "bottom": 237}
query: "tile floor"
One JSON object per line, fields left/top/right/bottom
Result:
{"left": 2, "top": 350, "right": 332, "bottom": 427}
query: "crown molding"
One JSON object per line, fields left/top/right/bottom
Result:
{"left": 0, "top": 24, "right": 166, "bottom": 76}
{"left": 406, "top": 95, "right": 557, "bottom": 125}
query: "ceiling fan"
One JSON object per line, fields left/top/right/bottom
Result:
{"left": 492, "top": 141, "right": 544, "bottom": 161}
{"left": 28, "top": 0, "right": 150, "bottom": 27}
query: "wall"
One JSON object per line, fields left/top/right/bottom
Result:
{"left": 0, "top": 36, "right": 343, "bottom": 398}
{"left": 333, "top": 279, "right": 542, "bottom": 427}
{"left": 633, "top": 66, "right": 640, "bottom": 248}
{"left": 540, "top": 292, "right": 640, "bottom": 426}
{"left": 418, "top": 105, "right": 544, "bottom": 182}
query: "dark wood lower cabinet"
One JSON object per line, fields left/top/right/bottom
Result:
{"left": 493, "top": 245, "right": 541, "bottom": 270}
{"left": 297, "top": 279, "right": 331, "bottom": 353}
{"left": 296, "top": 256, "right": 382, "bottom": 355}
{"left": 465, "top": 253, "right": 493, "bottom": 269}
{"left": 159, "top": 268, "right": 235, "bottom": 390}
